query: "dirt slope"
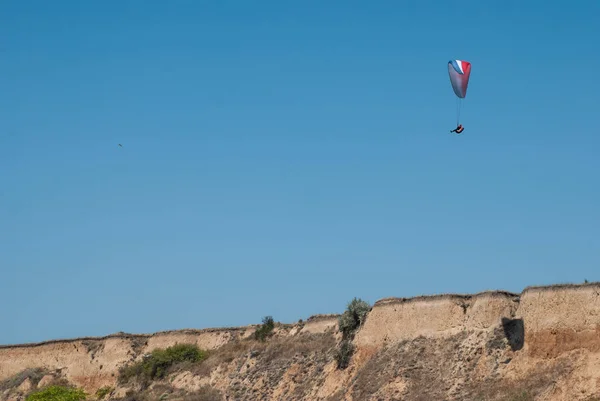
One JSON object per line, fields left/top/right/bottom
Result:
{"left": 2, "top": 283, "right": 600, "bottom": 401}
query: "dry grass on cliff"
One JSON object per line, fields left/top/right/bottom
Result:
{"left": 471, "top": 360, "right": 573, "bottom": 401}
{"left": 118, "top": 384, "right": 222, "bottom": 401}
{"left": 188, "top": 331, "right": 337, "bottom": 378}
{"left": 351, "top": 333, "right": 469, "bottom": 401}
{"left": 0, "top": 368, "right": 69, "bottom": 395}
{"left": 0, "top": 368, "right": 49, "bottom": 392}
{"left": 349, "top": 329, "right": 574, "bottom": 401}
{"left": 219, "top": 332, "right": 337, "bottom": 400}
{"left": 115, "top": 332, "right": 337, "bottom": 401}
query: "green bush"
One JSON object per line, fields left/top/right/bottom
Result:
{"left": 334, "top": 339, "right": 355, "bottom": 370}
{"left": 26, "top": 386, "right": 86, "bottom": 401}
{"left": 119, "top": 344, "right": 207, "bottom": 385}
{"left": 338, "top": 298, "right": 370, "bottom": 338}
{"left": 254, "top": 316, "right": 275, "bottom": 342}
{"left": 157, "top": 343, "right": 206, "bottom": 363}
{"left": 335, "top": 297, "right": 371, "bottom": 370}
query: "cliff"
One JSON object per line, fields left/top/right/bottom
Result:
{"left": 2, "top": 283, "right": 600, "bottom": 401}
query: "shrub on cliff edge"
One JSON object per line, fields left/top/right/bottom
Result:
{"left": 338, "top": 297, "right": 370, "bottom": 338}
{"left": 254, "top": 316, "right": 275, "bottom": 342}
{"left": 335, "top": 297, "right": 371, "bottom": 369}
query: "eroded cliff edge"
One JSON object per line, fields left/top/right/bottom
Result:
{"left": 2, "top": 283, "right": 600, "bottom": 401}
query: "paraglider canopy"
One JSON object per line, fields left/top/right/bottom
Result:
{"left": 448, "top": 59, "right": 471, "bottom": 99}
{"left": 448, "top": 59, "right": 471, "bottom": 128}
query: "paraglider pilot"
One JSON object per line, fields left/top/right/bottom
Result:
{"left": 450, "top": 124, "right": 464, "bottom": 134}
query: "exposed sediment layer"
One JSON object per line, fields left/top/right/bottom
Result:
{"left": 519, "top": 284, "right": 600, "bottom": 358}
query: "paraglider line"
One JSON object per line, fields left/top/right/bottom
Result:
{"left": 456, "top": 98, "right": 461, "bottom": 126}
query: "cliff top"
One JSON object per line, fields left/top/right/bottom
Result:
{"left": 2, "top": 281, "right": 597, "bottom": 349}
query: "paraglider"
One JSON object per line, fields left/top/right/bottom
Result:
{"left": 447, "top": 59, "right": 471, "bottom": 134}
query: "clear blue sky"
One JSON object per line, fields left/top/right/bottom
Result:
{"left": 2, "top": 0, "right": 599, "bottom": 345}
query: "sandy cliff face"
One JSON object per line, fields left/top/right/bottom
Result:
{"left": 355, "top": 291, "right": 519, "bottom": 347}
{"left": 0, "top": 328, "right": 250, "bottom": 394}
{"left": 519, "top": 285, "right": 600, "bottom": 358}
{"left": 2, "top": 284, "right": 600, "bottom": 401}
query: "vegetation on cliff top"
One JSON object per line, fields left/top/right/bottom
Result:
{"left": 254, "top": 315, "right": 275, "bottom": 342}
{"left": 335, "top": 297, "right": 371, "bottom": 369}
